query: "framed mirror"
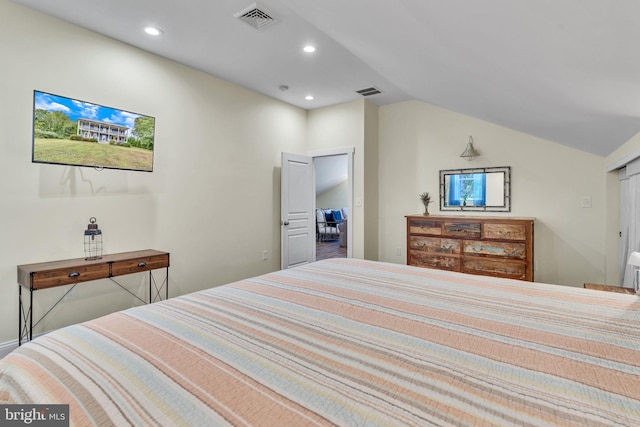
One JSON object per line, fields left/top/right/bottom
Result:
{"left": 439, "top": 166, "right": 511, "bottom": 212}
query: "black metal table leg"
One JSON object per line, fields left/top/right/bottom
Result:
{"left": 18, "top": 285, "right": 21, "bottom": 346}
{"left": 30, "top": 287, "right": 33, "bottom": 342}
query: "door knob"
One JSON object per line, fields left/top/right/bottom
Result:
{"left": 282, "top": 220, "right": 290, "bottom": 226}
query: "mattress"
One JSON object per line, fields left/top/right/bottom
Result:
{"left": 1, "top": 258, "right": 639, "bottom": 426}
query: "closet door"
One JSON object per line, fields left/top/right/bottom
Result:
{"left": 619, "top": 169, "right": 631, "bottom": 287}
{"left": 619, "top": 159, "right": 640, "bottom": 287}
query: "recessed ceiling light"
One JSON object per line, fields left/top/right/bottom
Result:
{"left": 303, "top": 45, "right": 316, "bottom": 53}
{"left": 305, "top": 95, "right": 315, "bottom": 101}
{"left": 144, "top": 26, "right": 163, "bottom": 36}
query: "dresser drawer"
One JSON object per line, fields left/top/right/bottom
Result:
{"left": 463, "top": 240, "right": 527, "bottom": 260}
{"left": 483, "top": 223, "right": 527, "bottom": 241}
{"left": 409, "top": 252, "right": 460, "bottom": 271}
{"left": 31, "top": 263, "right": 110, "bottom": 290}
{"left": 410, "top": 236, "right": 460, "bottom": 255}
{"left": 462, "top": 258, "right": 527, "bottom": 280}
{"left": 111, "top": 253, "right": 169, "bottom": 277}
{"left": 443, "top": 222, "right": 481, "bottom": 238}
{"left": 408, "top": 219, "right": 443, "bottom": 235}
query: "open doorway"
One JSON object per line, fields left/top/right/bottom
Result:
{"left": 314, "top": 154, "right": 349, "bottom": 261}
{"left": 280, "top": 148, "right": 352, "bottom": 270}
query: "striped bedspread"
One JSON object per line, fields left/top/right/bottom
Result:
{"left": 1, "top": 259, "right": 639, "bottom": 426}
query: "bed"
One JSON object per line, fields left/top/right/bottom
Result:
{"left": 1, "top": 258, "right": 639, "bottom": 426}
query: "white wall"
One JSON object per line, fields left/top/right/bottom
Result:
{"left": 317, "top": 181, "right": 349, "bottom": 209}
{"left": 307, "top": 101, "right": 368, "bottom": 258}
{"left": 363, "top": 101, "right": 379, "bottom": 261}
{"left": 315, "top": 155, "right": 349, "bottom": 209}
{"left": 0, "top": 1, "right": 307, "bottom": 344}
{"left": 306, "top": 99, "right": 379, "bottom": 260}
{"left": 378, "top": 100, "right": 609, "bottom": 287}
{"left": 0, "top": 0, "right": 624, "bottom": 348}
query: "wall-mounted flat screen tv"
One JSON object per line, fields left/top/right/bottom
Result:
{"left": 32, "top": 90, "right": 156, "bottom": 172}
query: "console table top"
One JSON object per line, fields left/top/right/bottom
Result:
{"left": 17, "top": 249, "right": 169, "bottom": 287}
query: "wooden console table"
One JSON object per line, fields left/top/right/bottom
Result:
{"left": 17, "top": 249, "right": 170, "bottom": 345}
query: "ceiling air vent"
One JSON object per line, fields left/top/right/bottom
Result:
{"left": 234, "top": 3, "right": 277, "bottom": 30}
{"left": 356, "top": 87, "right": 382, "bottom": 97}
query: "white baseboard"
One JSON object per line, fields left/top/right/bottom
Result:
{"left": 0, "top": 333, "right": 47, "bottom": 359}
{"left": 0, "top": 340, "right": 19, "bottom": 359}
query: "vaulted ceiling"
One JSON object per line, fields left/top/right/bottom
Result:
{"left": 12, "top": 0, "right": 640, "bottom": 156}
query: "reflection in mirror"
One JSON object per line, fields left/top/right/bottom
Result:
{"left": 439, "top": 166, "right": 511, "bottom": 212}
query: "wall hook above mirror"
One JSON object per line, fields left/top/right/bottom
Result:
{"left": 460, "top": 136, "right": 479, "bottom": 161}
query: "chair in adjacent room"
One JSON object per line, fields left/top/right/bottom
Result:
{"left": 316, "top": 208, "right": 340, "bottom": 241}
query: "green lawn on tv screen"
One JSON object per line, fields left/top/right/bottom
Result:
{"left": 33, "top": 138, "right": 153, "bottom": 171}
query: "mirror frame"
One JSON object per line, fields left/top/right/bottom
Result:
{"left": 439, "top": 166, "right": 511, "bottom": 212}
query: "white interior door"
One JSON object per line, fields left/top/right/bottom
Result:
{"left": 281, "top": 152, "right": 315, "bottom": 269}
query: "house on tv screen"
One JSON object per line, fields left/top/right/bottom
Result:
{"left": 77, "top": 118, "right": 129, "bottom": 144}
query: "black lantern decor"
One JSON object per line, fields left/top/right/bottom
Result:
{"left": 84, "top": 217, "right": 103, "bottom": 260}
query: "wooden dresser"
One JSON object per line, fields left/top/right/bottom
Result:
{"left": 583, "top": 283, "right": 636, "bottom": 294}
{"left": 406, "top": 215, "right": 534, "bottom": 281}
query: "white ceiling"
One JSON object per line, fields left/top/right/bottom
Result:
{"left": 12, "top": 0, "right": 640, "bottom": 156}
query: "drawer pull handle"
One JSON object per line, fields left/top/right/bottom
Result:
{"left": 138, "top": 262, "right": 147, "bottom": 267}
{"left": 68, "top": 272, "right": 80, "bottom": 278}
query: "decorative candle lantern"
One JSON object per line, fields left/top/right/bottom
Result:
{"left": 84, "top": 217, "right": 103, "bottom": 260}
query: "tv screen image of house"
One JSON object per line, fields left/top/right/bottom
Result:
{"left": 32, "top": 90, "right": 156, "bottom": 172}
